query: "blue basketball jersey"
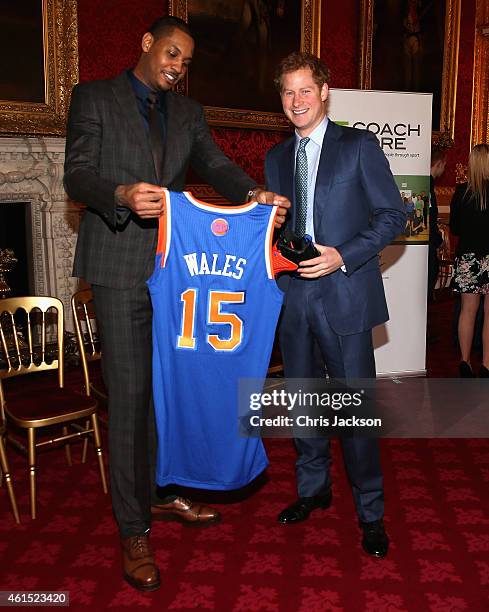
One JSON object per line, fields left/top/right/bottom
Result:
{"left": 147, "top": 190, "right": 284, "bottom": 490}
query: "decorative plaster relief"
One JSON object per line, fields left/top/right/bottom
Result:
{"left": 0, "top": 137, "right": 82, "bottom": 330}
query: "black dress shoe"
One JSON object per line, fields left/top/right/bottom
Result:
{"left": 479, "top": 365, "right": 489, "bottom": 378}
{"left": 459, "top": 361, "right": 474, "bottom": 378}
{"left": 277, "top": 491, "right": 332, "bottom": 524}
{"left": 360, "top": 519, "right": 389, "bottom": 558}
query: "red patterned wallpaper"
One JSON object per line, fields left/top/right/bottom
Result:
{"left": 76, "top": 0, "right": 475, "bottom": 185}
{"left": 211, "top": 128, "right": 286, "bottom": 186}
{"left": 77, "top": 0, "right": 163, "bottom": 82}
{"left": 321, "top": 0, "right": 358, "bottom": 89}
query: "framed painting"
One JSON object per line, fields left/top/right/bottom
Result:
{"left": 169, "top": 0, "right": 321, "bottom": 130}
{"left": 0, "top": 0, "right": 79, "bottom": 136}
{"left": 359, "top": 0, "right": 460, "bottom": 140}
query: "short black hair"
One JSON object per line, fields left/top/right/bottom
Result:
{"left": 148, "top": 16, "right": 193, "bottom": 40}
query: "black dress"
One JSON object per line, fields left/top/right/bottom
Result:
{"left": 449, "top": 182, "right": 489, "bottom": 294}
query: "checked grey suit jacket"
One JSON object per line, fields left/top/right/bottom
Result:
{"left": 64, "top": 71, "right": 255, "bottom": 289}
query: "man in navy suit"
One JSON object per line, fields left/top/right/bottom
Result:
{"left": 265, "top": 52, "right": 406, "bottom": 557}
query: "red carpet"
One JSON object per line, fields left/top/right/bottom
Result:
{"left": 1, "top": 294, "right": 489, "bottom": 610}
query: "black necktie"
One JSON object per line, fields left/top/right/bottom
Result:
{"left": 294, "top": 137, "right": 310, "bottom": 237}
{"left": 147, "top": 92, "right": 164, "bottom": 184}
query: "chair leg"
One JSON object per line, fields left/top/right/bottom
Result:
{"left": 27, "top": 428, "right": 37, "bottom": 520}
{"left": 0, "top": 436, "right": 20, "bottom": 523}
{"left": 91, "top": 413, "right": 108, "bottom": 494}
{"left": 62, "top": 426, "right": 72, "bottom": 466}
{"left": 81, "top": 419, "right": 90, "bottom": 464}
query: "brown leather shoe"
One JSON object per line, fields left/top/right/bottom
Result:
{"left": 151, "top": 496, "right": 220, "bottom": 526}
{"left": 121, "top": 535, "right": 160, "bottom": 592}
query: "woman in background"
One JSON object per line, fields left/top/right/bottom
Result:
{"left": 450, "top": 144, "right": 489, "bottom": 377}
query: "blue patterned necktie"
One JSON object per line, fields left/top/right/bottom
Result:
{"left": 294, "top": 137, "right": 310, "bottom": 237}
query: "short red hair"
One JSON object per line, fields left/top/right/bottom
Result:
{"left": 274, "top": 52, "right": 330, "bottom": 92}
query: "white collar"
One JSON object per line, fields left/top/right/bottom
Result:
{"left": 295, "top": 115, "right": 329, "bottom": 147}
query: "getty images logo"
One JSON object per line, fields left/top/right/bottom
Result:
{"left": 334, "top": 120, "right": 421, "bottom": 150}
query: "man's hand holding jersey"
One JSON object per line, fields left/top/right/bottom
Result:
{"left": 115, "top": 183, "right": 291, "bottom": 229}
{"left": 251, "top": 188, "right": 290, "bottom": 229}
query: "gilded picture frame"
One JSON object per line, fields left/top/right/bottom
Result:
{"left": 0, "top": 0, "right": 79, "bottom": 136}
{"left": 470, "top": 4, "right": 489, "bottom": 147}
{"left": 359, "top": 0, "right": 460, "bottom": 141}
{"left": 168, "top": 0, "right": 321, "bottom": 130}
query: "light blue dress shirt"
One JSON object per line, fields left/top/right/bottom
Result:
{"left": 293, "top": 116, "right": 346, "bottom": 272}
{"left": 293, "top": 116, "right": 329, "bottom": 242}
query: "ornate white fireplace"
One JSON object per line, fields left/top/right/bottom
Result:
{"left": 0, "top": 136, "right": 82, "bottom": 330}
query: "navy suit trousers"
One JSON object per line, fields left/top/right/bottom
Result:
{"left": 279, "top": 277, "right": 384, "bottom": 522}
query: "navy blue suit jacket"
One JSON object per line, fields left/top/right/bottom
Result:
{"left": 265, "top": 120, "right": 406, "bottom": 336}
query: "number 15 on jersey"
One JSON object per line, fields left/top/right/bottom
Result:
{"left": 177, "top": 289, "right": 245, "bottom": 352}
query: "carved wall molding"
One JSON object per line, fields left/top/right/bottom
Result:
{"left": 0, "top": 137, "right": 82, "bottom": 329}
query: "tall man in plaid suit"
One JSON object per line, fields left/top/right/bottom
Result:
{"left": 64, "top": 16, "right": 289, "bottom": 592}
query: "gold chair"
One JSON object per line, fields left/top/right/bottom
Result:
{"left": 71, "top": 289, "right": 109, "bottom": 462}
{"left": 437, "top": 221, "right": 454, "bottom": 291}
{"left": 0, "top": 296, "right": 108, "bottom": 519}
{"left": 71, "top": 289, "right": 108, "bottom": 407}
{"left": 0, "top": 414, "right": 20, "bottom": 523}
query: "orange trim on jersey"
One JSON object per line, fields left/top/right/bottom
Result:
{"left": 156, "top": 189, "right": 169, "bottom": 264}
{"left": 268, "top": 206, "right": 280, "bottom": 275}
{"left": 268, "top": 207, "right": 298, "bottom": 277}
{"left": 184, "top": 190, "right": 257, "bottom": 211}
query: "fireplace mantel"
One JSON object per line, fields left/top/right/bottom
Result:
{"left": 0, "top": 136, "right": 82, "bottom": 330}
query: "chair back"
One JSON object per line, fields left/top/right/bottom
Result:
{"left": 438, "top": 222, "right": 452, "bottom": 261}
{"left": 0, "top": 297, "right": 64, "bottom": 386}
{"left": 0, "top": 378, "right": 5, "bottom": 422}
{"left": 437, "top": 222, "right": 454, "bottom": 290}
{"left": 71, "top": 289, "right": 101, "bottom": 395}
